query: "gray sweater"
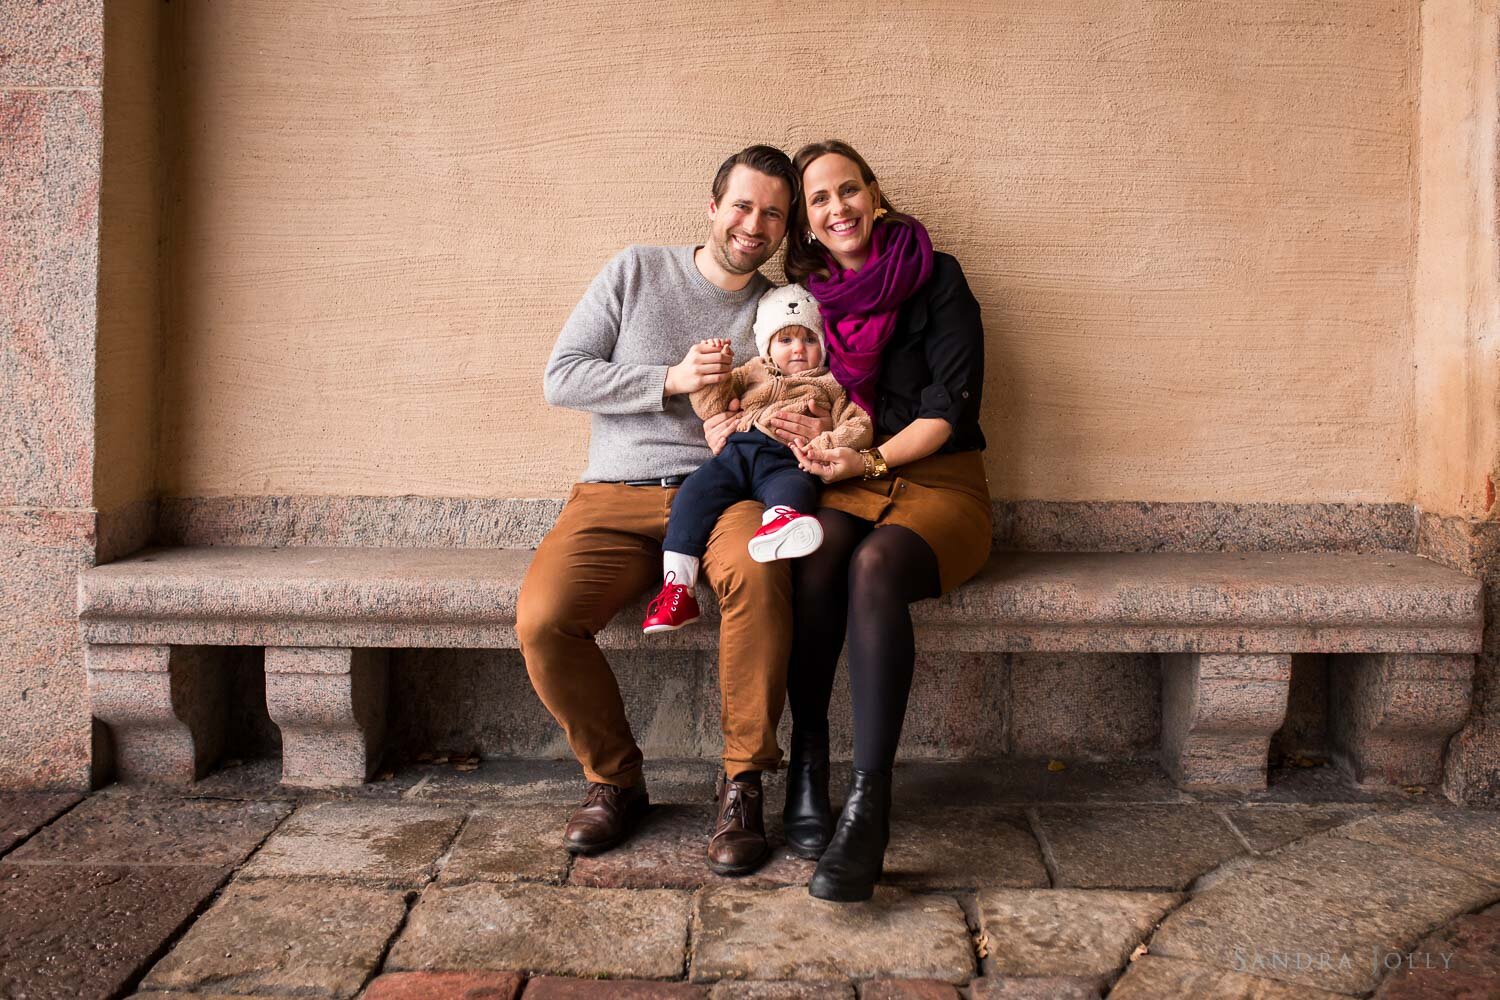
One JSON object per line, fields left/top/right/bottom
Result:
{"left": 544, "top": 245, "right": 770, "bottom": 482}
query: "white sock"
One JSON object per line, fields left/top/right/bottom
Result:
{"left": 663, "top": 551, "right": 700, "bottom": 589}
{"left": 762, "top": 505, "right": 795, "bottom": 525}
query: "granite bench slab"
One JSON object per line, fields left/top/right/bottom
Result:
{"left": 77, "top": 546, "right": 1482, "bottom": 793}
{"left": 78, "top": 547, "right": 1481, "bottom": 654}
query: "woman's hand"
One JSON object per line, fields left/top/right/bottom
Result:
{"left": 703, "top": 399, "right": 741, "bottom": 456}
{"left": 791, "top": 439, "right": 864, "bottom": 484}
{"left": 766, "top": 400, "right": 833, "bottom": 445}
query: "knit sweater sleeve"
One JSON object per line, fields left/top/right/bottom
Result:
{"left": 807, "top": 388, "right": 875, "bottom": 452}
{"left": 542, "top": 249, "right": 670, "bottom": 414}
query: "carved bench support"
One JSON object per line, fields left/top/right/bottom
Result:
{"left": 1161, "top": 653, "right": 1291, "bottom": 791}
{"left": 87, "top": 644, "right": 229, "bottom": 784}
{"left": 1330, "top": 653, "right": 1473, "bottom": 786}
{"left": 265, "top": 647, "right": 388, "bottom": 787}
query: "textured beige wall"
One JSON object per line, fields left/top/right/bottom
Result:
{"left": 158, "top": 1, "right": 1418, "bottom": 502}
{"left": 95, "top": 0, "right": 160, "bottom": 513}
{"left": 1415, "top": 0, "right": 1500, "bottom": 519}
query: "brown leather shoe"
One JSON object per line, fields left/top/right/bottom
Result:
{"left": 563, "top": 781, "right": 649, "bottom": 855}
{"left": 708, "top": 770, "right": 769, "bottom": 876}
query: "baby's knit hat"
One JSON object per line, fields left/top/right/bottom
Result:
{"left": 753, "top": 283, "right": 825, "bottom": 360}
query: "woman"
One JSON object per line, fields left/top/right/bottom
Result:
{"left": 781, "top": 140, "right": 991, "bottom": 902}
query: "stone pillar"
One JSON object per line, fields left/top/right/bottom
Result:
{"left": 86, "top": 644, "right": 229, "bottom": 784}
{"left": 0, "top": 0, "right": 105, "bottom": 789}
{"left": 265, "top": 647, "right": 388, "bottom": 788}
{"left": 1330, "top": 653, "right": 1474, "bottom": 787}
{"left": 1161, "top": 653, "right": 1291, "bottom": 791}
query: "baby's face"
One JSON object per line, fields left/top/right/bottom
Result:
{"left": 769, "top": 325, "right": 822, "bottom": 374}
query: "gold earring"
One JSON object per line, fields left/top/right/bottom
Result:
{"left": 805, "top": 230, "right": 817, "bottom": 244}
{"left": 873, "top": 206, "right": 889, "bottom": 220}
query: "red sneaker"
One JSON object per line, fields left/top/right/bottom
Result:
{"left": 748, "top": 507, "right": 825, "bottom": 563}
{"left": 641, "top": 574, "right": 701, "bottom": 634}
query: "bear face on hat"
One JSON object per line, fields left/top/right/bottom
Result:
{"left": 753, "top": 284, "right": 825, "bottom": 360}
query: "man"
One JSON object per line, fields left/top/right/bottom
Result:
{"left": 518, "top": 144, "right": 814, "bottom": 875}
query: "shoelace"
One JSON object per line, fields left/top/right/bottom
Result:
{"left": 583, "top": 782, "right": 618, "bottom": 808}
{"left": 646, "top": 572, "right": 686, "bottom": 617}
{"left": 717, "top": 779, "right": 757, "bottom": 830}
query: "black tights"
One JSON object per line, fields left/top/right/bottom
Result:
{"left": 787, "top": 509, "right": 941, "bottom": 773}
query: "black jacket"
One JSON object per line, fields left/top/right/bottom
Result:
{"left": 872, "top": 251, "right": 987, "bottom": 454}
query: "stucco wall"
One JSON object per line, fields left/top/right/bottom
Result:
{"left": 96, "top": 0, "right": 161, "bottom": 515}
{"left": 1415, "top": 0, "right": 1500, "bottom": 519}
{"left": 156, "top": 1, "right": 1418, "bottom": 503}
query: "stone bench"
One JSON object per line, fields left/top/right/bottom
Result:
{"left": 78, "top": 547, "right": 1482, "bottom": 794}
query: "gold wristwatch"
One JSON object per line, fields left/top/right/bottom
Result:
{"left": 860, "top": 447, "right": 889, "bottom": 480}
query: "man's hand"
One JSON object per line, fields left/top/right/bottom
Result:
{"left": 665, "top": 339, "right": 733, "bottom": 397}
{"left": 704, "top": 399, "right": 741, "bottom": 456}
{"left": 766, "top": 399, "right": 834, "bottom": 445}
{"left": 790, "top": 438, "right": 864, "bottom": 484}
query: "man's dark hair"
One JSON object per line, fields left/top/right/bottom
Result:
{"left": 710, "top": 144, "right": 797, "bottom": 206}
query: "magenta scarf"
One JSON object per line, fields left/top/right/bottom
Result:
{"left": 807, "top": 216, "right": 933, "bottom": 417}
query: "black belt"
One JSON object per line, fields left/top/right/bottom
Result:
{"left": 614, "top": 476, "right": 688, "bottom": 487}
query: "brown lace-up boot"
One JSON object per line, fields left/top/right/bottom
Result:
{"left": 563, "top": 780, "right": 649, "bottom": 855}
{"left": 708, "top": 770, "right": 769, "bottom": 876}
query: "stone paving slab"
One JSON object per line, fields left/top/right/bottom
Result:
{"left": 892, "top": 759, "right": 1191, "bottom": 807}
{"left": 858, "top": 978, "right": 960, "bottom": 998}
{"left": 690, "top": 886, "right": 974, "bottom": 983}
{"left": 1108, "top": 955, "right": 1350, "bottom": 998}
{"left": 1035, "top": 805, "right": 1245, "bottom": 889}
{"left": 967, "top": 977, "right": 1102, "bottom": 1000}
{"left": 1372, "top": 901, "right": 1500, "bottom": 998}
{"left": 237, "top": 800, "right": 463, "bottom": 887}
{"left": 708, "top": 983, "right": 854, "bottom": 999}
{"left": 1221, "top": 805, "right": 1376, "bottom": 853}
{"left": 388, "top": 883, "right": 691, "bottom": 980}
{"left": 361, "top": 970, "right": 526, "bottom": 999}
{"left": 524, "top": 979, "right": 707, "bottom": 998}
{"left": 883, "top": 808, "right": 1047, "bottom": 889}
{"left": 1332, "top": 807, "right": 1500, "bottom": 885}
{"left": 0, "top": 792, "right": 82, "bottom": 855}
{"left": 568, "top": 804, "right": 813, "bottom": 889}
{"left": 9, "top": 794, "right": 289, "bottom": 867}
{"left": 439, "top": 803, "right": 572, "bottom": 885}
{"left": 405, "top": 759, "right": 722, "bottom": 806}
{"left": 142, "top": 880, "right": 407, "bottom": 998}
{"left": 0, "top": 863, "right": 226, "bottom": 1000}
{"left": 131, "top": 994, "right": 294, "bottom": 999}
{"left": 975, "top": 889, "right": 1180, "bottom": 979}
{"left": 1149, "top": 836, "right": 1500, "bottom": 994}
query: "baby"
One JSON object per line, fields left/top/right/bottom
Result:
{"left": 642, "top": 283, "right": 874, "bottom": 633}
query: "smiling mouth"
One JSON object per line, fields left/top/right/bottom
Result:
{"left": 827, "top": 219, "right": 859, "bottom": 236}
{"left": 730, "top": 233, "right": 765, "bottom": 253}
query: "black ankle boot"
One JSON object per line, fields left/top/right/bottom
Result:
{"left": 807, "top": 768, "right": 891, "bottom": 902}
{"left": 781, "top": 731, "right": 832, "bottom": 859}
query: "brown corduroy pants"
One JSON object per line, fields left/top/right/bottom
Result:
{"left": 516, "top": 482, "right": 791, "bottom": 787}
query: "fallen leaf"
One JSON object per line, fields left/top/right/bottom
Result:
{"left": 430, "top": 755, "right": 450, "bottom": 765}
{"left": 1403, "top": 784, "right": 1426, "bottom": 795}
{"left": 975, "top": 931, "right": 990, "bottom": 959}
{"left": 455, "top": 762, "right": 480, "bottom": 772}
{"left": 1129, "top": 943, "right": 1148, "bottom": 963}
{"left": 1046, "top": 759, "right": 1066, "bottom": 772}
{"left": 376, "top": 771, "right": 395, "bottom": 782}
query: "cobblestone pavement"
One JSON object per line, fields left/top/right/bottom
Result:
{"left": 2, "top": 758, "right": 1497, "bottom": 999}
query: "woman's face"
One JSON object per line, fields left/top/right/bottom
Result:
{"left": 802, "top": 153, "right": 881, "bottom": 271}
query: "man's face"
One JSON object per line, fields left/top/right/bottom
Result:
{"left": 706, "top": 165, "right": 791, "bottom": 275}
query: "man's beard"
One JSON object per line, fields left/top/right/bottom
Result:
{"left": 711, "top": 228, "right": 768, "bottom": 275}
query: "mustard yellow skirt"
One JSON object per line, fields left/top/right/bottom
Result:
{"left": 818, "top": 449, "right": 993, "bottom": 595}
